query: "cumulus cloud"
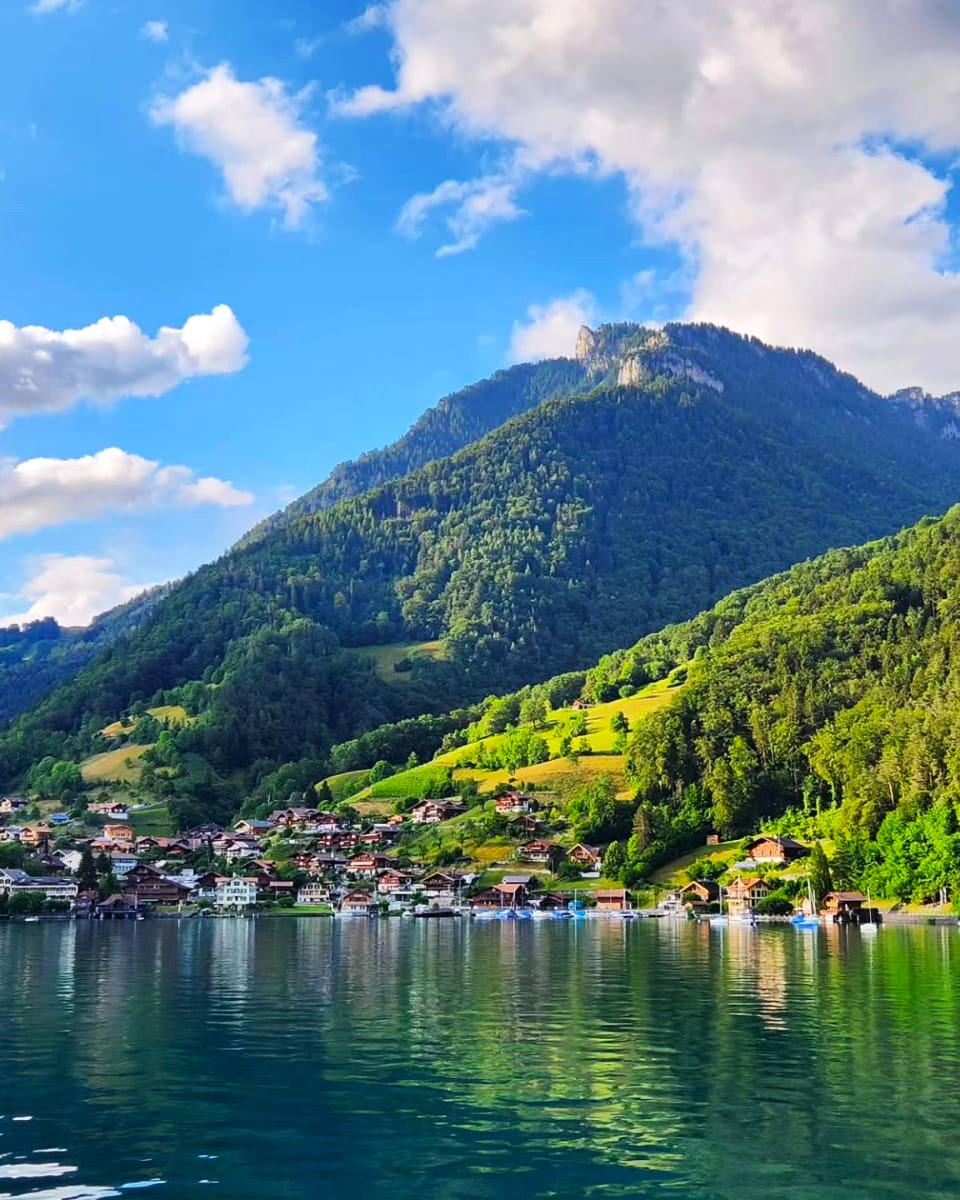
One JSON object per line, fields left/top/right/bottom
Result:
{"left": 0, "top": 304, "right": 247, "bottom": 424}
{"left": 509, "top": 290, "right": 596, "bottom": 362}
{"left": 151, "top": 64, "right": 327, "bottom": 228}
{"left": 0, "top": 555, "right": 154, "bottom": 628}
{"left": 0, "top": 447, "right": 252, "bottom": 540}
{"left": 141, "top": 19, "right": 168, "bottom": 43}
{"left": 342, "top": 0, "right": 960, "bottom": 393}
{"left": 397, "top": 174, "right": 524, "bottom": 256}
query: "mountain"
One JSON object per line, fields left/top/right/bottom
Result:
{"left": 0, "top": 588, "right": 168, "bottom": 725}
{"left": 6, "top": 321, "right": 960, "bottom": 826}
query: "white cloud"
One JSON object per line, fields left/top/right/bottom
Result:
{"left": 0, "top": 447, "right": 252, "bottom": 540}
{"left": 151, "top": 64, "right": 327, "bottom": 228}
{"left": 346, "top": 5, "right": 388, "bottom": 33}
{"left": 509, "top": 290, "right": 596, "bottom": 362}
{"left": 342, "top": 0, "right": 960, "bottom": 393}
{"left": 30, "top": 0, "right": 80, "bottom": 13}
{"left": 0, "top": 555, "right": 154, "bottom": 628}
{"left": 0, "top": 304, "right": 247, "bottom": 425}
{"left": 295, "top": 37, "right": 323, "bottom": 59}
{"left": 396, "top": 173, "right": 524, "bottom": 256}
{"left": 141, "top": 20, "right": 168, "bottom": 43}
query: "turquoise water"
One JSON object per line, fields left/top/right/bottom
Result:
{"left": 1, "top": 919, "right": 959, "bottom": 1199}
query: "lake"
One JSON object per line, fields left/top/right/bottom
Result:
{"left": 1, "top": 918, "right": 959, "bottom": 1199}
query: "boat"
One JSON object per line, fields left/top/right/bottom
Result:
{"left": 860, "top": 889, "right": 879, "bottom": 935}
{"left": 790, "top": 879, "right": 820, "bottom": 928}
{"left": 708, "top": 884, "right": 728, "bottom": 926}
{"left": 413, "top": 906, "right": 458, "bottom": 918}
{"left": 613, "top": 894, "right": 639, "bottom": 919}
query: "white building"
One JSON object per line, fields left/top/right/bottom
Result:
{"left": 296, "top": 881, "right": 330, "bottom": 905}
{"left": 0, "top": 868, "right": 78, "bottom": 907}
{"left": 215, "top": 877, "right": 257, "bottom": 909}
{"left": 111, "top": 854, "right": 140, "bottom": 877}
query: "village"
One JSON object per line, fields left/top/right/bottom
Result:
{"left": 0, "top": 789, "right": 881, "bottom": 925}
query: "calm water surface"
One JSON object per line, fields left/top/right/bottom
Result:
{"left": 1, "top": 919, "right": 959, "bottom": 1199}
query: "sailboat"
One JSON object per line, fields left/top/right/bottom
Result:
{"left": 614, "top": 892, "right": 638, "bottom": 919}
{"left": 708, "top": 884, "right": 728, "bottom": 926}
{"left": 791, "top": 878, "right": 820, "bottom": 928}
{"left": 860, "top": 888, "right": 878, "bottom": 935}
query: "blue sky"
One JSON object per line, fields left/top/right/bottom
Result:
{"left": 1, "top": 0, "right": 959, "bottom": 624}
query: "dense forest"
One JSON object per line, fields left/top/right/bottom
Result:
{"left": 0, "top": 589, "right": 166, "bottom": 724}
{"left": 568, "top": 509, "right": 960, "bottom": 902}
{"left": 6, "top": 323, "right": 960, "bottom": 831}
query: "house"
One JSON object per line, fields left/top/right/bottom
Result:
{"left": 110, "top": 854, "right": 140, "bottom": 877}
{"left": 215, "top": 877, "right": 258, "bottom": 909}
{"left": 104, "top": 823, "right": 135, "bottom": 842}
{"left": 122, "top": 863, "right": 191, "bottom": 906}
{"left": 822, "top": 891, "right": 866, "bottom": 917}
{"left": 95, "top": 894, "right": 139, "bottom": 918}
{"left": 0, "top": 826, "right": 24, "bottom": 843}
{"left": 519, "top": 839, "right": 560, "bottom": 865}
{"left": 377, "top": 869, "right": 413, "bottom": 894}
{"left": 224, "top": 840, "right": 262, "bottom": 864}
{"left": 471, "top": 881, "right": 528, "bottom": 909}
{"left": 89, "top": 801, "right": 130, "bottom": 819}
{"left": 348, "top": 852, "right": 393, "bottom": 878}
{"left": 297, "top": 881, "right": 330, "bottom": 905}
{"left": 570, "top": 699, "right": 590, "bottom": 710}
{"left": 89, "top": 837, "right": 131, "bottom": 855}
{"left": 234, "top": 819, "right": 274, "bottom": 837}
{"left": 595, "top": 888, "right": 631, "bottom": 912}
{"left": 0, "top": 868, "right": 78, "bottom": 906}
{"left": 340, "top": 889, "right": 376, "bottom": 913}
{"left": 744, "top": 835, "right": 807, "bottom": 865}
{"left": 534, "top": 892, "right": 568, "bottom": 910}
{"left": 18, "top": 824, "right": 53, "bottom": 848}
{"left": 135, "top": 836, "right": 189, "bottom": 856}
{"left": 677, "top": 880, "right": 721, "bottom": 908}
{"left": 725, "top": 876, "right": 773, "bottom": 914}
{"left": 189, "top": 872, "right": 223, "bottom": 901}
{"left": 509, "top": 814, "right": 540, "bottom": 837}
{"left": 495, "top": 791, "right": 533, "bottom": 815}
{"left": 59, "top": 849, "right": 84, "bottom": 873}
{"left": 567, "top": 844, "right": 602, "bottom": 870}
{"left": 408, "top": 799, "right": 465, "bottom": 825}
{"left": 502, "top": 874, "right": 538, "bottom": 890}
{"left": 307, "top": 852, "right": 350, "bottom": 875}
{"left": 317, "top": 831, "right": 360, "bottom": 853}
{"left": 266, "top": 807, "right": 318, "bottom": 829}
{"left": 0, "top": 796, "right": 28, "bottom": 815}
{"left": 419, "top": 871, "right": 460, "bottom": 898}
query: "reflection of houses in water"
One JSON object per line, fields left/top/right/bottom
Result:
{"left": 751, "top": 931, "right": 789, "bottom": 1029}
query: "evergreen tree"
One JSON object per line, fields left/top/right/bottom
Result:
{"left": 77, "top": 846, "right": 98, "bottom": 893}
{"left": 808, "top": 844, "right": 834, "bottom": 906}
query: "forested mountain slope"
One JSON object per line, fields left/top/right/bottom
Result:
{"left": 0, "top": 589, "right": 167, "bottom": 725}
{"left": 6, "top": 322, "right": 960, "bottom": 825}
{"left": 238, "top": 357, "right": 587, "bottom": 546}
{"left": 570, "top": 505, "right": 960, "bottom": 901}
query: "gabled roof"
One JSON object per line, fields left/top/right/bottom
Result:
{"left": 746, "top": 834, "right": 806, "bottom": 850}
